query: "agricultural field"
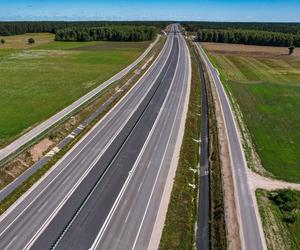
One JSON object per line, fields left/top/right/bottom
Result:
{"left": 0, "top": 33, "right": 151, "bottom": 147}
{"left": 256, "top": 189, "right": 300, "bottom": 250}
{"left": 0, "top": 33, "right": 54, "bottom": 49}
{"left": 203, "top": 42, "right": 300, "bottom": 182}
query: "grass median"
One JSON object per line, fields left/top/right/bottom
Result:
{"left": 159, "top": 40, "right": 200, "bottom": 250}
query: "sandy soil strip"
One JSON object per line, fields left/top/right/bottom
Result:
{"left": 206, "top": 60, "right": 242, "bottom": 250}
{"left": 249, "top": 170, "right": 300, "bottom": 191}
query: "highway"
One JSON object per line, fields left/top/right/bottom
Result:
{"left": 0, "top": 24, "right": 190, "bottom": 250}
{"left": 196, "top": 43, "right": 266, "bottom": 250}
{"left": 0, "top": 34, "right": 160, "bottom": 163}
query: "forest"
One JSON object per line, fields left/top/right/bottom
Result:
{"left": 196, "top": 29, "right": 300, "bottom": 47}
{"left": 182, "top": 22, "right": 300, "bottom": 34}
{"left": 0, "top": 21, "right": 169, "bottom": 36}
{"left": 54, "top": 26, "right": 157, "bottom": 41}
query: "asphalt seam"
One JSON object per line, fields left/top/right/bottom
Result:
{"left": 0, "top": 35, "right": 171, "bottom": 225}
{"left": 21, "top": 37, "right": 175, "bottom": 250}
{"left": 50, "top": 37, "right": 179, "bottom": 249}
{"left": 147, "top": 34, "right": 191, "bottom": 250}
{"left": 90, "top": 33, "right": 181, "bottom": 250}
{"left": 0, "top": 35, "right": 170, "bottom": 225}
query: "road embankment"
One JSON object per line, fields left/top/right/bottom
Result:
{"left": 195, "top": 43, "right": 241, "bottom": 249}
{"left": 0, "top": 36, "right": 165, "bottom": 215}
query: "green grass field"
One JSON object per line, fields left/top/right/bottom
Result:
{"left": 257, "top": 189, "right": 300, "bottom": 250}
{"left": 204, "top": 43, "right": 300, "bottom": 183}
{"left": 0, "top": 33, "right": 151, "bottom": 147}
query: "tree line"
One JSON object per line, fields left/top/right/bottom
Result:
{"left": 0, "top": 21, "right": 170, "bottom": 36}
{"left": 182, "top": 22, "right": 300, "bottom": 35}
{"left": 196, "top": 29, "right": 300, "bottom": 47}
{"left": 54, "top": 25, "right": 157, "bottom": 42}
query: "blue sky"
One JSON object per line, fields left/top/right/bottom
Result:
{"left": 0, "top": 0, "right": 299, "bottom": 22}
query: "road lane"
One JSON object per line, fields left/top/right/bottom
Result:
{"left": 0, "top": 25, "right": 190, "bottom": 250}
{"left": 0, "top": 35, "right": 160, "bottom": 163}
{"left": 196, "top": 43, "right": 266, "bottom": 250}
{"left": 33, "top": 34, "right": 180, "bottom": 250}
{"left": 91, "top": 29, "right": 190, "bottom": 250}
{"left": 0, "top": 31, "right": 173, "bottom": 250}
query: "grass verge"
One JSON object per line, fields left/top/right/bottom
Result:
{"left": 256, "top": 189, "right": 300, "bottom": 250}
{"left": 194, "top": 44, "right": 227, "bottom": 249}
{"left": 203, "top": 43, "right": 300, "bottom": 182}
{"left": 199, "top": 51, "right": 227, "bottom": 249}
{"left": 159, "top": 40, "right": 200, "bottom": 249}
{"left": 0, "top": 36, "right": 165, "bottom": 215}
{"left": 0, "top": 37, "right": 151, "bottom": 148}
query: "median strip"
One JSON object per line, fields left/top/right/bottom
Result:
{"left": 159, "top": 39, "right": 200, "bottom": 250}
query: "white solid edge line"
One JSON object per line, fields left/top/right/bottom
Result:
{"left": 0, "top": 35, "right": 170, "bottom": 237}
{"left": 0, "top": 35, "right": 165, "bottom": 222}
{"left": 90, "top": 34, "right": 180, "bottom": 250}
{"left": 131, "top": 38, "right": 185, "bottom": 250}
{"left": 147, "top": 33, "right": 191, "bottom": 250}
{"left": 196, "top": 43, "right": 246, "bottom": 250}
{"left": 22, "top": 37, "right": 174, "bottom": 250}
{"left": 0, "top": 35, "right": 163, "bottom": 202}
{"left": 0, "top": 35, "right": 161, "bottom": 161}
{"left": 197, "top": 43, "right": 267, "bottom": 250}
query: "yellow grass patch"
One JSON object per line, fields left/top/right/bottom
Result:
{"left": 203, "top": 42, "right": 300, "bottom": 59}
{"left": 0, "top": 33, "right": 54, "bottom": 49}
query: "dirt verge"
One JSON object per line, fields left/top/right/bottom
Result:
{"left": 199, "top": 44, "right": 242, "bottom": 249}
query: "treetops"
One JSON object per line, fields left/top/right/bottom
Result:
{"left": 196, "top": 29, "right": 300, "bottom": 47}
{"left": 54, "top": 25, "right": 157, "bottom": 42}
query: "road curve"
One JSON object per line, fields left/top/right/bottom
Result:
{"left": 0, "top": 25, "right": 190, "bottom": 250}
{"left": 0, "top": 35, "right": 160, "bottom": 163}
{"left": 196, "top": 43, "right": 266, "bottom": 250}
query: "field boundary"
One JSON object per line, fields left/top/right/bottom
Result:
{"left": 0, "top": 35, "right": 166, "bottom": 215}
{"left": 196, "top": 43, "right": 244, "bottom": 249}
{"left": 256, "top": 189, "right": 300, "bottom": 249}
{"left": 202, "top": 45, "right": 300, "bottom": 183}
{"left": 203, "top": 50, "right": 272, "bottom": 178}
{"left": 0, "top": 35, "right": 161, "bottom": 164}
{"left": 196, "top": 44, "right": 228, "bottom": 250}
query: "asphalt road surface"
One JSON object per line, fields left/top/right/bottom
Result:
{"left": 0, "top": 24, "right": 190, "bottom": 250}
{"left": 0, "top": 35, "right": 160, "bottom": 163}
{"left": 193, "top": 47, "right": 210, "bottom": 250}
{"left": 196, "top": 43, "right": 266, "bottom": 250}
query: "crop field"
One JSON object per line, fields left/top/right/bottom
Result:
{"left": 203, "top": 42, "right": 300, "bottom": 182}
{"left": 0, "top": 33, "right": 151, "bottom": 147}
